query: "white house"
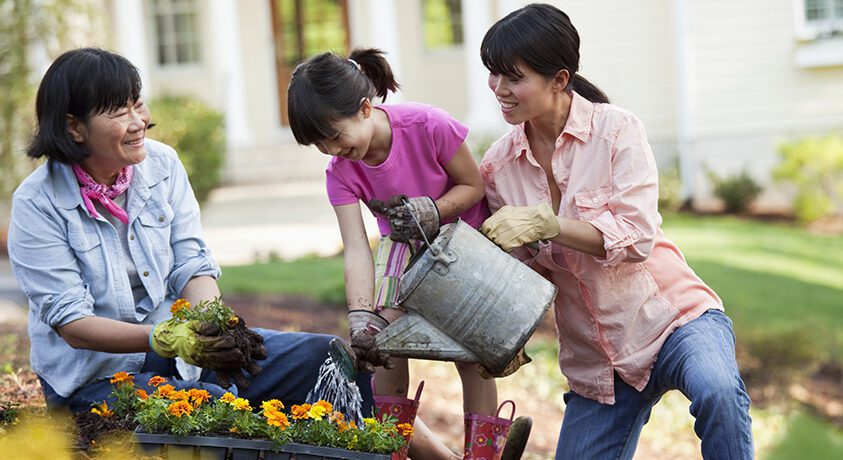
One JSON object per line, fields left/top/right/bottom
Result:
{"left": 94, "top": 0, "right": 843, "bottom": 212}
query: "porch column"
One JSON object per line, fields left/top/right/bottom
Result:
{"left": 462, "top": 0, "right": 504, "bottom": 137}
{"left": 112, "top": 0, "right": 149, "bottom": 86}
{"left": 365, "top": 0, "right": 404, "bottom": 102}
{"left": 209, "top": 0, "right": 252, "bottom": 147}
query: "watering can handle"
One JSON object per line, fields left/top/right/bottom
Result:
{"left": 496, "top": 400, "right": 516, "bottom": 422}
{"left": 405, "top": 197, "right": 440, "bottom": 257}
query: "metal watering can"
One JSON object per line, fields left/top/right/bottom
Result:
{"left": 331, "top": 219, "right": 557, "bottom": 378}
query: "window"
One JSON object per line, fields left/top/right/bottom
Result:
{"left": 151, "top": 0, "right": 201, "bottom": 66}
{"left": 796, "top": 0, "right": 843, "bottom": 40}
{"left": 423, "top": 0, "right": 463, "bottom": 50}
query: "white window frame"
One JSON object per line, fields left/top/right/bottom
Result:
{"left": 794, "top": 0, "right": 843, "bottom": 41}
{"left": 150, "top": 0, "right": 202, "bottom": 67}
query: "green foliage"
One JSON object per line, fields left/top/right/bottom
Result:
{"left": 707, "top": 169, "right": 762, "bottom": 213}
{"left": 742, "top": 327, "right": 826, "bottom": 383}
{"left": 423, "top": 0, "right": 463, "bottom": 49}
{"left": 170, "top": 297, "right": 238, "bottom": 332}
{"left": 658, "top": 159, "right": 684, "bottom": 213}
{"left": 0, "top": 400, "right": 20, "bottom": 426}
{"left": 765, "top": 411, "right": 843, "bottom": 460}
{"left": 148, "top": 95, "right": 225, "bottom": 204}
{"left": 774, "top": 133, "right": 843, "bottom": 222}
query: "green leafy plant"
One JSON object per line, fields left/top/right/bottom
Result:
{"left": 169, "top": 297, "right": 238, "bottom": 331}
{"left": 707, "top": 169, "right": 762, "bottom": 214}
{"left": 0, "top": 400, "right": 20, "bottom": 426}
{"left": 658, "top": 159, "right": 684, "bottom": 213}
{"left": 148, "top": 95, "right": 226, "bottom": 204}
{"left": 774, "top": 133, "right": 843, "bottom": 222}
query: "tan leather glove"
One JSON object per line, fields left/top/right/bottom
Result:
{"left": 348, "top": 310, "right": 395, "bottom": 373}
{"left": 480, "top": 203, "right": 561, "bottom": 252}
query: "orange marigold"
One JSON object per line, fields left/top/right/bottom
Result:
{"left": 170, "top": 298, "right": 191, "bottom": 315}
{"left": 157, "top": 384, "right": 176, "bottom": 398}
{"left": 90, "top": 401, "right": 113, "bottom": 418}
{"left": 337, "top": 420, "right": 350, "bottom": 433}
{"left": 148, "top": 376, "right": 168, "bottom": 387}
{"left": 168, "top": 390, "right": 190, "bottom": 402}
{"left": 261, "top": 399, "right": 284, "bottom": 412}
{"left": 397, "top": 423, "right": 414, "bottom": 437}
{"left": 291, "top": 404, "right": 311, "bottom": 420}
{"left": 135, "top": 389, "right": 149, "bottom": 400}
{"left": 220, "top": 392, "right": 237, "bottom": 403}
{"left": 265, "top": 409, "right": 290, "bottom": 429}
{"left": 167, "top": 400, "right": 193, "bottom": 417}
{"left": 189, "top": 389, "right": 211, "bottom": 407}
{"left": 330, "top": 411, "right": 345, "bottom": 423}
{"left": 231, "top": 398, "right": 252, "bottom": 411}
{"left": 109, "top": 371, "right": 134, "bottom": 385}
{"left": 314, "top": 400, "right": 333, "bottom": 413}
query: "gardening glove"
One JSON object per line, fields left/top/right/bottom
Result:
{"left": 348, "top": 310, "right": 395, "bottom": 373}
{"left": 480, "top": 203, "right": 561, "bottom": 252}
{"left": 212, "top": 316, "right": 267, "bottom": 389}
{"left": 479, "top": 347, "right": 532, "bottom": 379}
{"left": 369, "top": 195, "right": 440, "bottom": 242}
{"left": 150, "top": 319, "right": 246, "bottom": 370}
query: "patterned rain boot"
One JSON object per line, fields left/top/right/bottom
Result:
{"left": 463, "top": 400, "right": 516, "bottom": 460}
{"left": 374, "top": 380, "right": 424, "bottom": 460}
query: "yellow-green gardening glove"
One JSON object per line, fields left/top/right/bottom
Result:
{"left": 480, "top": 203, "right": 561, "bottom": 252}
{"left": 150, "top": 319, "right": 247, "bottom": 370}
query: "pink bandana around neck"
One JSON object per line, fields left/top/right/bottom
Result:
{"left": 72, "top": 164, "right": 133, "bottom": 224}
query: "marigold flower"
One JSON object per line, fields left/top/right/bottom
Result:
{"left": 189, "top": 389, "right": 211, "bottom": 407}
{"left": 348, "top": 421, "right": 358, "bottom": 430}
{"left": 220, "top": 392, "right": 236, "bottom": 403}
{"left": 362, "top": 417, "right": 377, "bottom": 428}
{"left": 167, "top": 400, "right": 193, "bottom": 417}
{"left": 229, "top": 427, "right": 238, "bottom": 433}
{"left": 397, "top": 423, "right": 414, "bottom": 437}
{"left": 261, "top": 399, "right": 284, "bottom": 412}
{"left": 170, "top": 298, "right": 191, "bottom": 315}
{"left": 231, "top": 398, "right": 252, "bottom": 411}
{"left": 314, "top": 400, "right": 333, "bottom": 413}
{"left": 265, "top": 409, "right": 290, "bottom": 429}
{"left": 228, "top": 315, "right": 239, "bottom": 325}
{"left": 135, "top": 389, "right": 149, "bottom": 400}
{"left": 291, "top": 404, "right": 311, "bottom": 420}
{"left": 168, "top": 390, "right": 190, "bottom": 401}
{"left": 148, "top": 376, "right": 168, "bottom": 387}
{"left": 90, "top": 401, "right": 113, "bottom": 417}
{"left": 330, "top": 411, "right": 345, "bottom": 423}
{"left": 337, "top": 420, "right": 350, "bottom": 433}
{"left": 308, "top": 404, "right": 327, "bottom": 420}
{"left": 109, "top": 371, "right": 134, "bottom": 385}
{"left": 157, "top": 384, "right": 176, "bottom": 398}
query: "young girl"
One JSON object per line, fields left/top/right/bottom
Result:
{"left": 287, "top": 48, "right": 522, "bottom": 460}
{"left": 478, "top": 4, "right": 753, "bottom": 459}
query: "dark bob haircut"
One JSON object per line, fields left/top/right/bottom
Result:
{"left": 26, "top": 47, "right": 143, "bottom": 164}
{"left": 480, "top": 3, "right": 609, "bottom": 104}
{"left": 287, "top": 48, "right": 399, "bottom": 146}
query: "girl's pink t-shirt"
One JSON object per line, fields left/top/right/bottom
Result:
{"left": 326, "top": 102, "right": 489, "bottom": 236}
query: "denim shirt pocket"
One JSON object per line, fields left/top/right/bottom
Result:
{"left": 574, "top": 186, "right": 612, "bottom": 221}
{"left": 138, "top": 204, "right": 175, "bottom": 258}
{"left": 67, "top": 229, "right": 104, "bottom": 279}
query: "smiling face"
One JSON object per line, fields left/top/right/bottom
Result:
{"left": 488, "top": 61, "right": 562, "bottom": 126}
{"left": 315, "top": 99, "right": 376, "bottom": 162}
{"left": 68, "top": 98, "right": 152, "bottom": 183}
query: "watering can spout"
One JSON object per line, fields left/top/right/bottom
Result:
{"left": 328, "top": 338, "right": 358, "bottom": 382}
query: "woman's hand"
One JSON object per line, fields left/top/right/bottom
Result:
{"left": 150, "top": 319, "right": 247, "bottom": 369}
{"left": 480, "top": 203, "right": 561, "bottom": 252}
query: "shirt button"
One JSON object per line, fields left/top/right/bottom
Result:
{"left": 158, "top": 216, "right": 165, "bottom": 222}
{"left": 592, "top": 197, "right": 599, "bottom": 204}
{"left": 129, "top": 235, "right": 135, "bottom": 241}
{"left": 143, "top": 271, "right": 149, "bottom": 277}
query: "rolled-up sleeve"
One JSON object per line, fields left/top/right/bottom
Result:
{"left": 8, "top": 195, "right": 95, "bottom": 327}
{"left": 165, "top": 158, "right": 221, "bottom": 297}
{"left": 588, "top": 116, "right": 660, "bottom": 266}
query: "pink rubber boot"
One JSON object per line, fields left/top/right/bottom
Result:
{"left": 374, "top": 380, "right": 424, "bottom": 460}
{"left": 463, "top": 400, "right": 515, "bottom": 460}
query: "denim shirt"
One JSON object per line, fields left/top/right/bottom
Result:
{"left": 8, "top": 139, "right": 221, "bottom": 397}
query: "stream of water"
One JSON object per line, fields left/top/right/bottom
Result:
{"left": 306, "top": 356, "right": 364, "bottom": 425}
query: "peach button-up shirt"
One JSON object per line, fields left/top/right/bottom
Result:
{"left": 480, "top": 91, "right": 722, "bottom": 404}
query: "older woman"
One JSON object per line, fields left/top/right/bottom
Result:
{"left": 8, "top": 47, "right": 373, "bottom": 414}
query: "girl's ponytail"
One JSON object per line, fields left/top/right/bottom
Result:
{"left": 571, "top": 74, "right": 609, "bottom": 104}
{"left": 349, "top": 48, "right": 400, "bottom": 101}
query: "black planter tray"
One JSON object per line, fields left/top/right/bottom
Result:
{"left": 133, "top": 430, "right": 391, "bottom": 460}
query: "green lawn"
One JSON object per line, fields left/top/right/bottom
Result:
{"left": 218, "top": 255, "right": 346, "bottom": 305}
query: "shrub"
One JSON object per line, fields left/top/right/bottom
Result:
{"left": 774, "top": 133, "right": 843, "bottom": 222}
{"left": 149, "top": 95, "right": 225, "bottom": 204}
{"left": 708, "top": 170, "right": 762, "bottom": 214}
{"left": 658, "top": 159, "right": 684, "bottom": 213}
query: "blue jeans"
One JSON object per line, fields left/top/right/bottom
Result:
{"left": 40, "top": 329, "right": 374, "bottom": 417}
{"left": 556, "top": 310, "right": 754, "bottom": 459}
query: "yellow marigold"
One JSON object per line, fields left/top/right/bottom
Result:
{"left": 261, "top": 399, "right": 284, "bottom": 412}
{"left": 157, "top": 384, "right": 176, "bottom": 398}
{"left": 291, "top": 404, "right": 311, "bottom": 420}
{"left": 168, "top": 390, "right": 190, "bottom": 402}
{"left": 308, "top": 404, "right": 327, "bottom": 420}
{"left": 346, "top": 433, "right": 358, "bottom": 450}
{"left": 189, "top": 389, "right": 211, "bottom": 407}
{"left": 231, "top": 398, "right": 252, "bottom": 411}
{"left": 362, "top": 417, "right": 377, "bottom": 428}
{"left": 397, "top": 423, "right": 414, "bottom": 437}
{"left": 135, "top": 389, "right": 149, "bottom": 400}
{"left": 265, "top": 410, "right": 290, "bottom": 429}
{"left": 109, "top": 371, "right": 134, "bottom": 385}
{"left": 90, "top": 401, "right": 113, "bottom": 417}
{"left": 148, "top": 376, "right": 168, "bottom": 387}
{"left": 220, "top": 392, "right": 237, "bottom": 403}
{"left": 314, "top": 400, "right": 333, "bottom": 413}
{"left": 229, "top": 427, "right": 238, "bottom": 433}
{"left": 228, "top": 315, "right": 239, "bottom": 326}
{"left": 170, "top": 298, "right": 190, "bottom": 315}
{"left": 167, "top": 400, "right": 193, "bottom": 417}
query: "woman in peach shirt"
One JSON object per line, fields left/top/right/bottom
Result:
{"left": 478, "top": 4, "right": 753, "bottom": 459}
